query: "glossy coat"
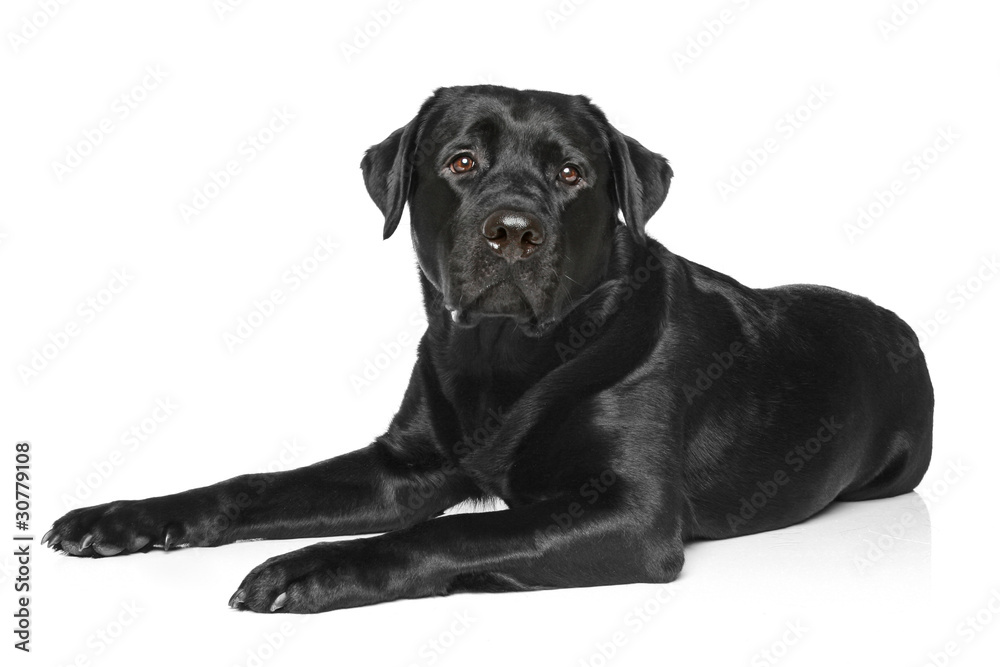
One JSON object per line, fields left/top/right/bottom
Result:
{"left": 45, "top": 86, "right": 933, "bottom": 613}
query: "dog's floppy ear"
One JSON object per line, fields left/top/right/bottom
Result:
{"left": 360, "top": 111, "right": 425, "bottom": 240}
{"left": 606, "top": 125, "right": 673, "bottom": 240}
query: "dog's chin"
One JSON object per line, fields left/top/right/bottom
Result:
{"left": 449, "top": 281, "right": 561, "bottom": 338}
{"left": 451, "top": 309, "right": 560, "bottom": 338}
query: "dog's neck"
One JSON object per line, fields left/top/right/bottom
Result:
{"left": 415, "top": 226, "right": 670, "bottom": 426}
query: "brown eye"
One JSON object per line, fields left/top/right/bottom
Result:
{"left": 559, "top": 164, "right": 581, "bottom": 185}
{"left": 449, "top": 154, "right": 476, "bottom": 174}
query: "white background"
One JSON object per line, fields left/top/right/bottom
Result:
{"left": 2, "top": 0, "right": 998, "bottom": 665}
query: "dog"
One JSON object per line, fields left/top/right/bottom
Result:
{"left": 45, "top": 85, "right": 934, "bottom": 613}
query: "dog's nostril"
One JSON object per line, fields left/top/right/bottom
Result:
{"left": 482, "top": 210, "right": 545, "bottom": 261}
{"left": 486, "top": 227, "right": 507, "bottom": 242}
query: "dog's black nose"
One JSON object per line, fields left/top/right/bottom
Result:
{"left": 482, "top": 210, "right": 545, "bottom": 261}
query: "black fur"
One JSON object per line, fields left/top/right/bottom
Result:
{"left": 45, "top": 85, "right": 933, "bottom": 613}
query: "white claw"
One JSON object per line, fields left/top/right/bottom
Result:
{"left": 270, "top": 592, "right": 288, "bottom": 612}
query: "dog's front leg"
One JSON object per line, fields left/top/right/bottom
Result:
{"left": 230, "top": 494, "right": 685, "bottom": 613}
{"left": 45, "top": 357, "right": 481, "bottom": 557}
{"left": 43, "top": 441, "right": 476, "bottom": 557}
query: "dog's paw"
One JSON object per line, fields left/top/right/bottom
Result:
{"left": 44, "top": 500, "right": 186, "bottom": 557}
{"left": 229, "top": 542, "right": 387, "bottom": 614}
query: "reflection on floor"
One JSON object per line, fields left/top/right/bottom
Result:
{"left": 684, "top": 492, "right": 930, "bottom": 597}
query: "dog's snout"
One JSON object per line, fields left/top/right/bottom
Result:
{"left": 482, "top": 210, "right": 545, "bottom": 261}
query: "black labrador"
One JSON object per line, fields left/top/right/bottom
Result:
{"left": 45, "top": 85, "right": 934, "bottom": 613}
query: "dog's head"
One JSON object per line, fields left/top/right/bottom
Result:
{"left": 361, "top": 85, "right": 672, "bottom": 334}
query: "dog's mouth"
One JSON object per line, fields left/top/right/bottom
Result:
{"left": 448, "top": 280, "right": 560, "bottom": 337}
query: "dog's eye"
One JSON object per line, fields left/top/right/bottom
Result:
{"left": 449, "top": 154, "right": 476, "bottom": 174}
{"left": 559, "top": 164, "right": 582, "bottom": 185}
